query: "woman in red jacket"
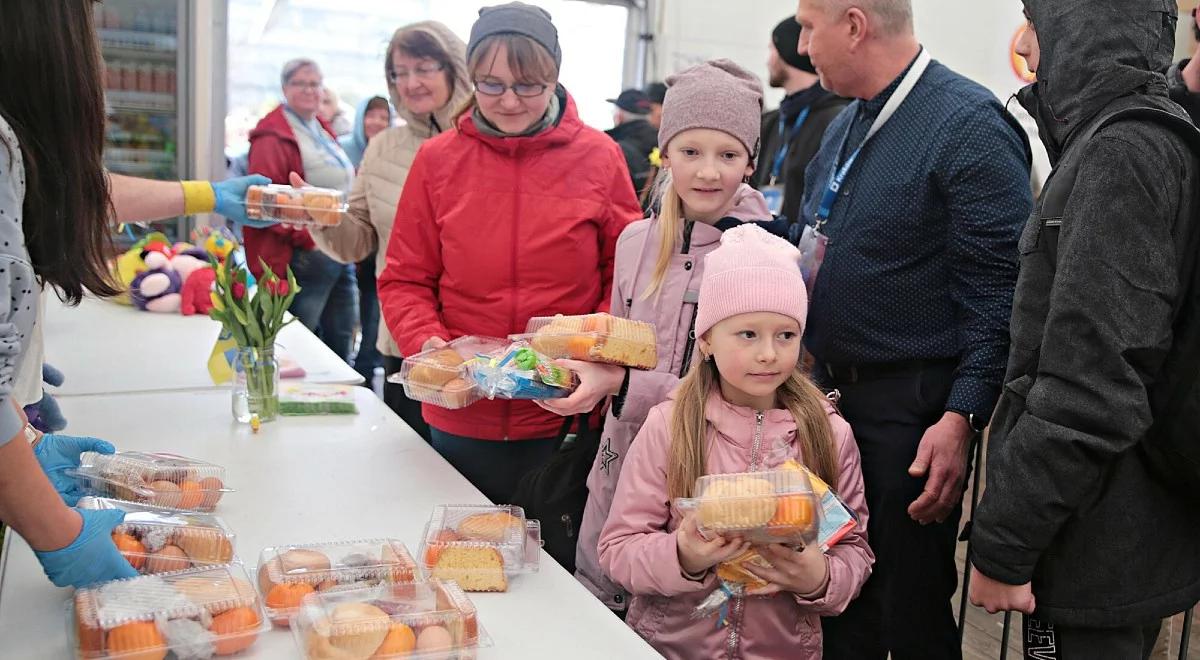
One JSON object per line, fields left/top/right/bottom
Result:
{"left": 378, "top": 2, "right": 642, "bottom": 503}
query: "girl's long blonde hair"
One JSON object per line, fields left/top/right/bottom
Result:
{"left": 667, "top": 358, "right": 841, "bottom": 499}
{"left": 641, "top": 168, "right": 683, "bottom": 300}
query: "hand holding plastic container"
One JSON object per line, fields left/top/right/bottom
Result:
{"left": 70, "top": 451, "right": 231, "bottom": 512}
{"left": 79, "top": 497, "right": 236, "bottom": 575}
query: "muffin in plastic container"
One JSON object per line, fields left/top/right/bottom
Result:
{"left": 79, "top": 497, "right": 235, "bottom": 574}
{"left": 70, "top": 452, "right": 231, "bottom": 512}
{"left": 417, "top": 504, "right": 541, "bottom": 592}
{"left": 388, "top": 336, "right": 508, "bottom": 409}
{"left": 513, "top": 313, "right": 657, "bottom": 369}
{"left": 675, "top": 464, "right": 821, "bottom": 546}
{"left": 244, "top": 183, "right": 347, "bottom": 227}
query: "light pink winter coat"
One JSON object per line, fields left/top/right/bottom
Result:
{"left": 598, "top": 388, "right": 873, "bottom": 660}
{"left": 574, "top": 185, "right": 774, "bottom": 610}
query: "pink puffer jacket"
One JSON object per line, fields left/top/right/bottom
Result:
{"left": 575, "top": 185, "right": 773, "bottom": 610}
{"left": 598, "top": 388, "right": 873, "bottom": 660}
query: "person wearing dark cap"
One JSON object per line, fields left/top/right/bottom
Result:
{"left": 644, "top": 81, "right": 667, "bottom": 129}
{"left": 751, "top": 16, "right": 848, "bottom": 224}
{"left": 605, "top": 88, "right": 659, "bottom": 197}
{"left": 378, "top": 1, "right": 642, "bottom": 504}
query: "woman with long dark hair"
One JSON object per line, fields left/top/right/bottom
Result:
{"left": 0, "top": 1, "right": 267, "bottom": 588}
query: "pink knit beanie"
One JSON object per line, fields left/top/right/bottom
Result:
{"left": 658, "top": 59, "right": 764, "bottom": 163}
{"left": 695, "top": 224, "right": 808, "bottom": 338}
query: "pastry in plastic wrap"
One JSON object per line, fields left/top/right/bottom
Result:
{"left": 697, "top": 477, "right": 777, "bottom": 528}
{"left": 417, "top": 504, "right": 541, "bottom": 593}
{"left": 520, "top": 313, "right": 657, "bottom": 369}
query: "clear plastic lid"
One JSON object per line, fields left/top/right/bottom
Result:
{"left": 418, "top": 505, "right": 542, "bottom": 592}
{"left": 244, "top": 183, "right": 347, "bottom": 227}
{"left": 388, "top": 336, "right": 509, "bottom": 410}
{"left": 469, "top": 344, "right": 577, "bottom": 401}
{"left": 279, "top": 383, "right": 359, "bottom": 416}
{"left": 71, "top": 452, "right": 231, "bottom": 512}
{"left": 292, "top": 579, "right": 489, "bottom": 660}
{"left": 514, "top": 313, "right": 658, "bottom": 370}
{"left": 257, "top": 539, "right": 423, "bottom": 627}
{"left": 78, "top": 497, "right": 236, "bottom": 574}
{"left": 676, "top": 465, "right": 821, "bottom": 546}
{"left": 70, "top": 564, "right": 268, "bottom": 659}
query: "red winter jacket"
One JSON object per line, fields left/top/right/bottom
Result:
{"left": 379, "top": 90, "right": 642, "bottom": 441}
{"left": 243, "top": 105, "right": 327, "bottom": 279}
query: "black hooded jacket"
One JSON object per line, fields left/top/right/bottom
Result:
{"left": 971, "top": 0, "right": 1200, "bottom": 627}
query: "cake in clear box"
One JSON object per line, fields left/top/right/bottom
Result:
{"left": 71, "top": 451, "right": 230, "bottom": 512}
{"left": 514, "top": 313, "right": 657, "bottom": 369}
{"left": 256, "top": 539, "right": 422, "bottom": 627}
{"left": 244, "top": 183, "right": 347, "bottom": 227}
{"left": 79, "top": 497, "right": 235, "bottom": 574}
{"left": 676, "top": 465, "right": 821, "bottom": 546}
{"left": 70, "top": 563, "right": 267, "bottom": 659}
{"left": 418, "top": 504, "right": 541, "bottom": 592}
{"left": 292, "top": 579, "right": 489, "bottom": 660}
{"left": 390, "top": 336, "right": 508, "bottom": 409}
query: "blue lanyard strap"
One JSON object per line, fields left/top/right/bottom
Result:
{"left": 816, "top": 139, "right": 861, "bottom": 224}
{"left": 768, "top": 106, "right": 812, "bottom": 182}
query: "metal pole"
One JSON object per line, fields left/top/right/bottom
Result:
{"left": 1179, "top": 607, "right": 1193, "bottom": 659}
{"left": 999, "top": 611, "right": 1014, "bottom": 660}
{"left": 958, "top": 431, "right": 985, "bottom": 643}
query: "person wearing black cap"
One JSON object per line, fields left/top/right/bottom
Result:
{"left": 751, "top": 16, "right": 848, "bottom": 225}
{"left": 644, "top": 81, "right": 667, "bottom": 130}
{"left": 605, "top": 89, "right": 659, "bottom": 197}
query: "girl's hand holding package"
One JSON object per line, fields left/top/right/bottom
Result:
{"left": 535, "top": 359, "right": 625, "bottom": 416}
{"left": 676, "top": 511, "right": 750, "bottom": 577}
{"left": 742, "top": 542, "right": 830, "bottom": 598}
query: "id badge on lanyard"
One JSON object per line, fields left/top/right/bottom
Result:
{"left": 797, "top": 48, "right": 932, "bottom": 297}
{"left": 762, "top": 107, "right": 811, "bottom": 217}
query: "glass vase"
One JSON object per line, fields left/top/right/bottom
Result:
{"left": 231, "top": 346, "right": 279, "bottom": 423}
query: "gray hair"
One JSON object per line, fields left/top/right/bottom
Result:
{"left": 826, "top": 0, "right": 913, "bottom": 36}
{"left": 280, "top": 58, "right": 321, "bottom": 87}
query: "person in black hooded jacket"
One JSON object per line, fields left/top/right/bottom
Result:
{"left": 969, "top": 1, "right": 1200, "bottom": 658}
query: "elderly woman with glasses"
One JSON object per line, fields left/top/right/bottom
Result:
{"left": 244, "top": 58, "right": 359, "bottom": 363}
{"left": 376, "top": 3, "right": 642, "bottom": 503}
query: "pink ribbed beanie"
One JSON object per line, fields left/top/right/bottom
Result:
{"left": 658, "top": 59, "right": 764, "bottom": 163}
{"left": 695, "top": 224, "right": 808, "bottom": 338}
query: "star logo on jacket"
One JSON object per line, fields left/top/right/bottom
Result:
{"left": 600, "top": 438, "right": 619, "bottom": 476}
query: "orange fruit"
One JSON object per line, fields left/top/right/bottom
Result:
{"left": 111, "top": 532, "right": 147, "bottom": 570}
{"left": 105, "top": 621, "right": 166, "bottom": 660}
{"left": 197, "top": 477, "right": 224, "bottom": 510}
{"left": 372, "top": 623, "right": 417, "bottom": 658}
{"left": 210, "top": 607, "right": 260, "bottom": 655}
{"left": 178, "top": 481, "right": 203, "bottom": 509}
{"left": 768, "top": 494, "right": 815, "bottom": 537}
{"left": 564, "top": 334, "right": 596, "bottom": 360}
{"left": 266, "top": 582, "right": 314, "bottom": 612}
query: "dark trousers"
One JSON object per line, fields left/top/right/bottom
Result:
{"left": 820, "top": 359, "right": 964, "bottom": 660}
{"left": 288, "top": 249, "right": 358, "bottom": 363}
{"left": 383, "top": 355, "right": 430, "bottom": 443}
{"left": 353, "top": 252, "right": 382, "bottom": 385}
{"left": 429, "top": 428, "right": 559, "bottom": 504}
{"left": 1023, "top": 615, "right": 1161, "bottom": 660}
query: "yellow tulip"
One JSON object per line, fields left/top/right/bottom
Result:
{"left": 210, "top": 292, "right": 225, "bottom": 311}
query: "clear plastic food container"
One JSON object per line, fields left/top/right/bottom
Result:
{"left": 244, "top": 183, "right": 347, "bottom": 227}
{"left": 417, "top": 505, "right": 541, "bottom": 592}
{"left": 70, "top": 564, "right": 268, "bottom": 659}
{"left": 78, "top": 497, "right": 236, "bottom": 574}
{"left": 675, "top": 464, "right": 821, "bottom": 546}
{"left": 469, "top": 344, "right": 576, "bottom": 400}
{"left": 71, "top": 452, "right": 231, "bottom": 512}
{"left": 388, "top": 336, "right": 508, "bottom": 410}
{"left": 257, "top": 539, "right": 423, "bottom": 627}
{"left": 513, "top": 313, "right": 658, "bottom": 369}
{"left": 292, "top": 579, "right": 489, "bottom": 660}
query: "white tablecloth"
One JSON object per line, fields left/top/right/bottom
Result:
{"left": 44, "top": 296, "right": 363, "bottom": 397}
{"left": 0, "top": 388, "right": 659, "bottom": 659}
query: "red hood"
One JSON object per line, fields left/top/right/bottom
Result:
{"left": 248, "top": 104, "right": 336, "bottom": 145}
{"left": 455, "top": 87, "right": 584, "bottom": 157}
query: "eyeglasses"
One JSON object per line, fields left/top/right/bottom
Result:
{"left": 286, "top": 81, "right": 322, "bottom": 91}
{"left": 390, "top": 63, "right": 445, "bottom": 83}
{"left": 473, "top": 79, "right": 548, "bottom": 98}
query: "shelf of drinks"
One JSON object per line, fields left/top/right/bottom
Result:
{"left": 99, "top": 29, "right": 178, "bottom": 54}
{"left": 107, "top": 90, "right": 176, "bottom": 113}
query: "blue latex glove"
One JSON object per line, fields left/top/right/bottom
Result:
{"left": 34, "top": 508, "right": 138, "bottom": 588}
{"left": 34, "top": 435, "right": 115, "bottom": 506}
{"left": 212, "top": 174, "right": 275, "bottom": 228}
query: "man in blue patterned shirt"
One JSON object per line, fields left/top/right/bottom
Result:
{"left": 794, "top": 0, "right": 1033, "bottom": 658}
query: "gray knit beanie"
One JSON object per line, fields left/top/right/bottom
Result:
{"left": 467, "top": 2, "right": 562, "bottom": 69}
{"left": 658, "top": 59, "right": 764, "bottom": 163}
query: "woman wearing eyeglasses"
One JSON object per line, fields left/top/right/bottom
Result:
{"left": 378, "top": 2, "right": 643, "bottom": 503}
{"left": 309, "top": 22, "right": 471, "bottom": 440}
{"left": 244, "top": 58, "right": 359, "bottom": 363}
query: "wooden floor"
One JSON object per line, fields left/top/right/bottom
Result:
{"left": 954, "top": 436, "right": 1200, "bottom": 659}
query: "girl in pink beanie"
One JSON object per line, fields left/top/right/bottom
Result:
{"left": 537, "top": 59, "right": 794, "bottom": 615}
{"left": 597, "top": 225, "right": 873, "bottom": 659}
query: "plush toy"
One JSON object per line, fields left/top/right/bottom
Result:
{"left": 200, "top": 226, "right": 237, "bottom": 263}
{"left": 171, "top": 248, "right": 217, "bottom": 317}
{"left": 23, "top": 363, "right": 67, "bottom": 433}
{"left": 112, "top": 232, "right": 172, "bottom": 306}
{"left": 129, "top": 267, "right": 182, "bottom": 313}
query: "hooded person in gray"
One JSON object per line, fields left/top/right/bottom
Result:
{"left": 969, "top": 1, "right": 1200, "bottom": 657}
